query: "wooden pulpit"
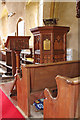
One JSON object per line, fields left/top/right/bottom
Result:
{"left": 5, "top": 36, "right": 30, "bottom": 95}
{"left": 30, "top": 26, "right": 70, "bottom": 64}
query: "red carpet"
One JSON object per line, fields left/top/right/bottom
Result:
{"left": 0, "top": 88, "right": 25, "bottom": 119}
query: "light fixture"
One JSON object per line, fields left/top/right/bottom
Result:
{"left": 8, "top": 12, "right": 16, "bottom": 17}
{"left": 1, "top": 0, "right": 16, "bottom": 18}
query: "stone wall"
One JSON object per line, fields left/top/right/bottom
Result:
{"left": 25, "top": 2, "right": 39, "bottom": 48}
{"left": 0, "top": 2, "right": 79, "bottom": 60}
{"left": 0, "top": 2, "right": 25, "bottom": 48}
{"left": 43, "top": 2, "right": 79, "bottom": 60}
{"left": 57, "top": 2, "right": 79, "bottom": 60}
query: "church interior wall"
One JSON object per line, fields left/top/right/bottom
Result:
{"left": 43, "top": 2, "right": 79, "bottom": 60}
{"left": 57, "top": 2, "right": 79, "bottom": 60}
{"left": 0, "top": 1, "right": 79, "bottom": 60}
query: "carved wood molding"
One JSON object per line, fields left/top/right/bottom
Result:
{"left": 76, "top": 1, "right": 80, "bottom": 18}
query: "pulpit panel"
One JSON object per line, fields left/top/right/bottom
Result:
{"left": 53, "top": 33, "right": 66, "bottom": 62}
{"left": 30, "top": 26, "right": 70, "bottom": 64}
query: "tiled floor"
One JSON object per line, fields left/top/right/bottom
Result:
{"left": 0, "top": 79, "right": 43, "bottom": 119}
{"left": 0, "top": 65, "right": 43, "bottom": 118}
{"left": 0, "top": 79, "right": 17, "bottom": 106}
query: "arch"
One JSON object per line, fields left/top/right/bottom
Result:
{"left": 16, "top": 17, "right": 25, "bottom": 36}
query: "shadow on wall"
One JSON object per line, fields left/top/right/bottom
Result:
{"left": 73, "top": 49, "right": 79, "bottom": 60}
{"left": 67, "top": 33, "right": 72, "bottom": 48}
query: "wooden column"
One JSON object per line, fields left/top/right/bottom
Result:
{"left": 11, "top": 51, "right": 16, "bottom": 75}
{"left": 15, "top": 51, "right": 21, "bottom": 73}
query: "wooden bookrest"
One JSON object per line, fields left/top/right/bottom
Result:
{"left": 17, "top": 60, "right": 80, "bottom": 117}
{"left": 44, "top": 76, "right": 80, "bottom": 118}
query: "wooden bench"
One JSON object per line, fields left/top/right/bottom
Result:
{"left": 17, "top": 60, "right": 79, "bottom": 117}
{"left": 0, "top": 50, "right": 6, "bottom": 61}
{"left": 0, "top": 50, "right": 13, "bottom": 75}
{"left": 20, "top": 48, "right": 33, "bottom": 64}
{"left": 44, "top": 76, "right": 80, "bottom": 118}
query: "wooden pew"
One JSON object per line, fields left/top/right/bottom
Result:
{"left": 0, "top": 50, "right": 6, "bottom": 61}
{"left": 20, "top": 48, "right": 33, "bottom": 64}
{"left": 44, "top": 76, "right": 80, "bottom": 118}
{"left": 17, "top": 60, "right": 79, "bottom": 117}
{"left": 0, "top": 49, "right": 13, "bottom": 75}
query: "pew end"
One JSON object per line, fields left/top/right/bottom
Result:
{"left": 17, "top": 60, "right": 79, "bottom": 117}
{"left": 44, "top": 75, "right": 80, "bottom": 118}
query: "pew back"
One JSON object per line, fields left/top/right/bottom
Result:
{"left": 17, "top": 60, "right": 79, "bottom": 117}
{"left": 26, "top": 60, "right": 79, "bottom": 92}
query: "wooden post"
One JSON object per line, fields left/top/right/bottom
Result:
{"left": 11, "top": 51, "right": 16, "bottom": 75}
{"left": 15, "top": 50, "right": 21, "bottom": 73}
{"left": 10, "top": 50, "right": 21, "bottom": 96}
{"left": 5, "top": 36, "right": 30, "bottom": 97}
